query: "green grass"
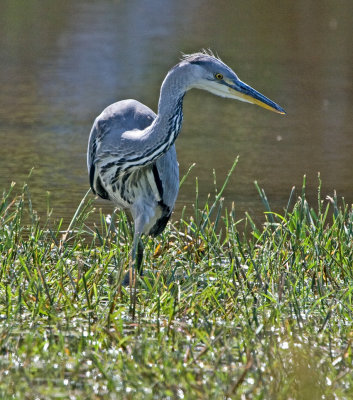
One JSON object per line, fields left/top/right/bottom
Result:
{"left": 0, "top": 164, "right": 352, "bottom": 399}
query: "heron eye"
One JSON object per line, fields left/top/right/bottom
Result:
{"left": 215, "top": 73, "right": 223, "bottom": 80}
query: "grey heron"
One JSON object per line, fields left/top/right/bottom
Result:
{"left": 87, "top": 51, "right": 285, "bottom": 277}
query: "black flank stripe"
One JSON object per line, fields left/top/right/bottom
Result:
{"left": 95, "top": 176, "right": 110, "bottom": 200}
{"left": 152, "top": 164, "right": 164, "bottom": 199}
{"left": 89, "top": 164, "right": 96, "bottom": 194}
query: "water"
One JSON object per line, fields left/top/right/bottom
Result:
{"left": 0, "top": 0, "right": 352, "bottom": 226}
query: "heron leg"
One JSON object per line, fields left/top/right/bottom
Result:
{"left": 123, "top": 210, "right": 148, "bottom": 287}
{"left": 124, "top": 227, "right": 145, "bottom": 286}
{"left": 136, "top": 238, "right": 144, "bottom": 275}
{"left": 128, "top": 232, "right": 143, "bottom": 319}
{"left": 131, "top": 233, "right": 144, "bottom": 276}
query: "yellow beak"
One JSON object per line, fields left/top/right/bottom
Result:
{"left": 226, "top": 78, "right": 286, "bottom": 114}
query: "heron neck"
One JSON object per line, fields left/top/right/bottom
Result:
{"left": 123, "top": 72, "right": 187, "bottom": 171}
{"left": 141, "top": 84, "right": 186, "bottom": 163}
{"left": 156, "top": 92, "right": 185, "bottom": 144}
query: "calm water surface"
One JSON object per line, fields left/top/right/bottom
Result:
{"left": 0, "top": 0, "right": 352, "bottom": 226}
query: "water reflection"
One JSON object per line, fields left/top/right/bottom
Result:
{"left": 0, "top": 0, "right": 352, "bottom": 226}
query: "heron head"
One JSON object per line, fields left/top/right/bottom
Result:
{"left": 181, "top": 51, "right": 286, "bottom": 115}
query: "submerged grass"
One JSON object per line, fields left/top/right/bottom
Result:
{"left": 0, "top": 164, "right": 352, "bottom": 399}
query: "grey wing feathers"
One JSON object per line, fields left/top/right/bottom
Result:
{"left": 87, "top": 99, "right": 156, "bottom": 171}
{"left": 87, "top": 99, "right": 156, "bottom": 196}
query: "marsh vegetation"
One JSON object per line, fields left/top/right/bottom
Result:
{"left": 0, "top": 166, "right": 352, "bottom": 399}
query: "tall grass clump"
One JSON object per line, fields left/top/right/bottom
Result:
{"left": 0, "top": 165, "right": 352, "bottom": 399}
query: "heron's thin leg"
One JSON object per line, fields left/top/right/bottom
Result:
{"left": 129, "top": 232, "right": 139, "bottom": 284}
{"left": 123, "top": 224, "right": 145, "bottom": 286}
{"left": 129, "top": 232, "right": 144, "bottom": 319}
{"left": 131, "top": 234, "right": 144, "bottom": 272}
{"left": 136, "top": 238, "right": 144, "bottom": 275}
